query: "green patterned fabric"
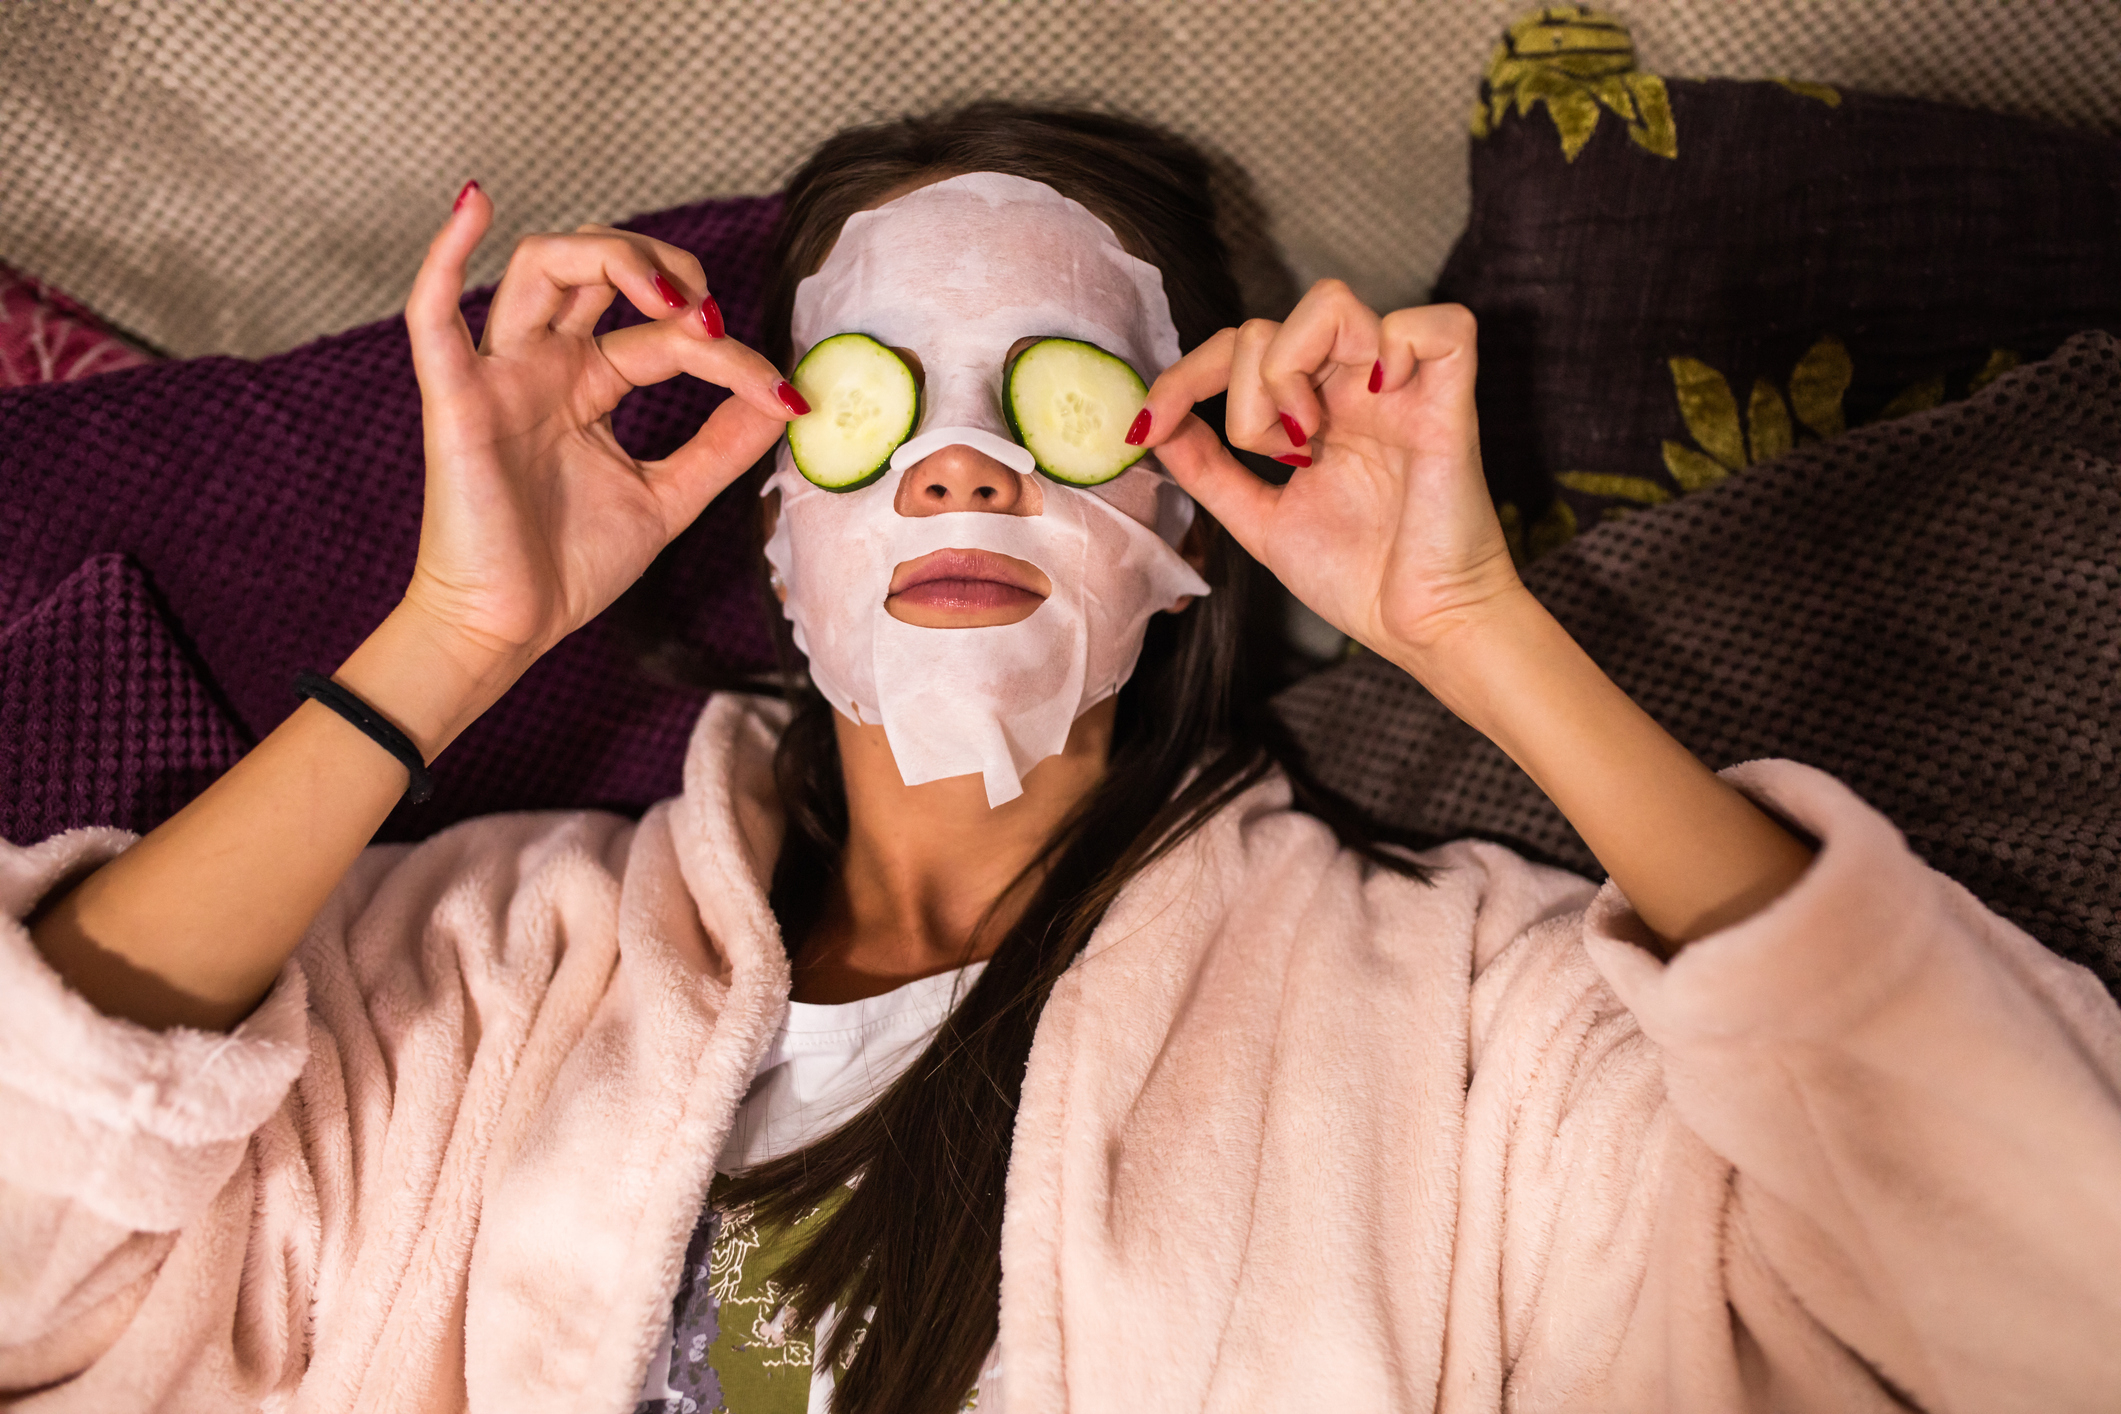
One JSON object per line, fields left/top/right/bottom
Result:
{"left": 638, "top": 1174, "right": 982, "bottom": 1413}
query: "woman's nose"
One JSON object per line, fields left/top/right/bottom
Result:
{"left": 894, "top": 443, "right": 1043, "bottom": 517}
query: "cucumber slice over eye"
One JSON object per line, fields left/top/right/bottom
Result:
{"left": 1003, "top": 337, "right": 1150, "bottom": 487}
{"left": 786, "top": 333, "right": 919, "bottom": 492}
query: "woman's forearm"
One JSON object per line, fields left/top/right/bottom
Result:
{"left": 27, "top": 603, "right": 529, "bottom": 1031}
{"left": 1399, "top": 587, "right": 1816, "bottom": 955}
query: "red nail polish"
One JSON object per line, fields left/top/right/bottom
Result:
{"left": 776, "top": 381, "right": 811, "bottom": 416}
{"left": 453, "top": 179, "right": 481, "bottom": 212}
{"left": 653, "top": 273, "right": 684, "bottom": 310}
{"left": 1279, "top": 411, "right": 1307, "bottom": 447}
{"left": 1274, "top": 453, "right": 1312, "bottom": 468}
{"left": 1124, "top": 408, "right": 1152, "bottom": 446}
{"left": 700, "top": 295, "right": 726, "bottom": 339}
{"left": 1368, "top": 360, "right": 1384, "bottom": 394}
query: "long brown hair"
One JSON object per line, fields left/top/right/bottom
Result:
{"left": 715, "top": 102, "right": 1433, "bottom": 1414}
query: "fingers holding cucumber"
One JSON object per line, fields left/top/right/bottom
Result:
{"left": 484, "top": 226, "right": 707, "bottom": 353}
{"left": 1133, "top": 283, "right": 1517, "bottom": 666}
{"left": 400, "top": 187, "right": 804, "bottom": 663}
{"left": 594, "top": 315, "right": 804, "bottom": 434}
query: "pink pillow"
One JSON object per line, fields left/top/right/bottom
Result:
{"left": 0, "top": 265, "right": 157, "bottom": 387}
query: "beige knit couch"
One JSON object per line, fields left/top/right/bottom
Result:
{"left": 4, "top": 0, "right": 2115, "bottom": 360}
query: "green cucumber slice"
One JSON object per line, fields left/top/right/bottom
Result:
{"left": 1003, "top": 338, "right": 1150, "bottom": 487}
{"left": 786, "top": 333, "right": 919, "bottom": 491}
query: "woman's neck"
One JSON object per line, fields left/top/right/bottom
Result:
{"left": 788, "top": 699, "right": 1116, "bottom": 1004}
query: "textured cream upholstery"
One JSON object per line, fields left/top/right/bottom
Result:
{"left": 3, "top": 1, "right": 2115, "bottom": 359}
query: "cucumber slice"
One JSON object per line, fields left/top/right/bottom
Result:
{"left": 786, "top": 333, "right": 919, "bottom": 492}
{"left": 1003, "top": 338, "right": 1150, "bottom": 487}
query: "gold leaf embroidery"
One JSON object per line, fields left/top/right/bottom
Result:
{"left": 1529, "top": 496, "right": 1579, "bottom": 559}
{"left": 1878, "top": 373, "right": 1946, "bottom": 420}
{"left": 1623, "top": 74, "right": 1677, "bottom": 157}
{"left": 1551, "top": 87, "right": 1608, "bottom": 161}
{"left": 1662, "top": 440, "right": 1732, "bottom": 492}
{"left": 1556, "top": 471, "right": 1672, "bottom": 503}
{"left": 1788, "top": 335, "right": 1853, "bottom": 439}
{"left": 1653, "top": 337, "right": 2010, "bottom": 508}
{"left": 1497, "top": 497, "right": 1581, "bottom": 564}
{"left": 1668, "top": 357, "right": 1747, "bottom": 470}
{"left": 1771, "top": 76, "right": 1843, "bottom": 106}
{"left": 1472, "top": 6, "right": 1677, "bottom": 160}
{"left": 1497, "top": 500, "right": 1521, "bottom": 558}
{"left": 1590, "top": 74, "right": 1637, "bottom": 122}
{"left": 1747, "top": 378, "right": 1794, "bottom": 463}
{"left": 1968, "top": 348, "right": 2020, "bottom": 393}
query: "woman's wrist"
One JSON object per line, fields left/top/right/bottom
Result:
{"left": 331, "top": 601, "right": 537, "bottom": 764}
{"left": 1382, "top": 582, "right": 1813, "bottom": 950}
{"left": 1378, "top": 583, "right": 1564, "bottom": 749}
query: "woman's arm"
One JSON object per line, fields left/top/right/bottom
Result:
{"left": 28, "top": 605, "right": 521, "bottom": 1030}
{"left": 28, "top": 188, "right": 796, "bottom": 1030}
{"left": 1408, "top": 588, "right": 1814, "bottom": 951}
{"left": 1142, "top": 288, "right": 1810, "bottom": 954}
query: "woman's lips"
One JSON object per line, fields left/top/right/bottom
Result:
{"left": 886, "top": 548, "right": 1050, "bottom": 619}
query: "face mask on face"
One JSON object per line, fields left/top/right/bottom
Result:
{"left": 763, "top": 172, "right": 1209, "bottom": 807}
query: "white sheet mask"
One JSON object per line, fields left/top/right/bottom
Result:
{"left": 764, "top": 172, "right": 1209, "bottom": 806}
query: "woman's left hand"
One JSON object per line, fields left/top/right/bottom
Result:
{"left": 1139, "top": 281, "right": 1522, "bottom": 672}
{"left": 1145, "top": 281, "right": 1818, "bottom": 952}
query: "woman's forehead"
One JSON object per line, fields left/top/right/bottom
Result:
{"left": 792, "top": 173, "right": 1176, "bottom": 369}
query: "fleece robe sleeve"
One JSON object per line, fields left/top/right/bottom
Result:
{"left": 0, "top": 803, "right": 683, "bottom": 1410}
{"left": 1588, "top": 759, "right": 2121, "bottom": 1412}
{"left": 0, "top": 827, "right": 312, "bottom": 1395}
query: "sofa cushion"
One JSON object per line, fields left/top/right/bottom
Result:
{"left": 1275, "top": 332, "right": 2121, "bottom": 996}
{"left": 0, "top": 195, "right": 782, "bottom": 845}
{"left": 0, "top": 264, "right": 157, "bottom": 388}
{"left": 1437, "top": 7, "right": 2121, "bottom": 559}
{"left": 0, "top": 554, "right": 249, "bottom": 843}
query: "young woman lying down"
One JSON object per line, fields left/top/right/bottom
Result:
{"left": 9, "top": 104, "right": 2119, "bottom": 1414}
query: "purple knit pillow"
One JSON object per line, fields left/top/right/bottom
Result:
{"left": 0, "top": 195, "right": 783, "bottom": 846}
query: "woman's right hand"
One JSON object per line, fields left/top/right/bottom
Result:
{"left": 401, "top": 183, "right": 800, "bottom": 667}
{"left": 24, "top": 186, "right": 806, "bottom": 1033}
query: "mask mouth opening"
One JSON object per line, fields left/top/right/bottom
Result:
{"left": 885, "top": 547, "right": 1051, "bottom": 629}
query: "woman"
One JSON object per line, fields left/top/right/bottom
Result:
{"left": 6, "top": 105, "right": 2118, "bottom": 1413}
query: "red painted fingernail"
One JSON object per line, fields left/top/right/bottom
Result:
{"left": 1279, "top": 411, "right": 1307, "bottom": 447}
{"left": 1368, "top": 360, "right": 1384, "bottom": 394}
{"left": 699, "top": 295, "right": 726, "bottom": 339}
{"left": 1274, "top": 453, "right": 1312, "bottom": 468}
{"left": 653, "top": 273, "right": 685, "bottom": 310}
{"left": 776, "top": 381, "right": 811, "bottom": 416}
{"left": 453, "top": 179, "right": 480, "bottom": 212}
{"left": 1124, "top": 408, "right": 1152, "bottom": 446}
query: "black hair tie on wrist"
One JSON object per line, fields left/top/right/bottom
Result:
{"left": 293, "top": 671, "right": 435, "bottom": 805}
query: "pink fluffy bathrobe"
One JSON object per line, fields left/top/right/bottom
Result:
{"left": 3, "top": 695, "right": 2119, "bottom": 1412}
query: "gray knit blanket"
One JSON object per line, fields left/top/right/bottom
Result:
{"left": 1275, "top": 331, "right": 2121, "bottom": 995}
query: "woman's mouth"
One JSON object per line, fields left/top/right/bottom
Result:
{"left": 885, "top": 548, "right": 1051, "bottom": 628}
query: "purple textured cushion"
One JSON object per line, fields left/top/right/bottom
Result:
{"left": 0, "top": 195, "right": 783, "bottom": 846}
{"left": 0, "top": 553, "right": 250, "bottom": 835}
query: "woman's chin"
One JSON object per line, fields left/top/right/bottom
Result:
{"left": 884, "top": 582, "right": 1046, "bottom": 629}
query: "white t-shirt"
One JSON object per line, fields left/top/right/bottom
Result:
{"left": 637, "top": 962, "right": 991, "bottom": 1411}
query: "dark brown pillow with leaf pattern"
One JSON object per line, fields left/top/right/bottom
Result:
{"left": 1439, "top": 5, "right": 2121, "bottom": 556}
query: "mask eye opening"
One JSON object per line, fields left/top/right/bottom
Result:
{"left": 886, "top": 345, "right": 926, "bottom": 397}
{"left": 784, "top": 332, "right": 922, "bottom": 492}
{"left": 1003, "top": 337, "right": 1152, "bottom": 489}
